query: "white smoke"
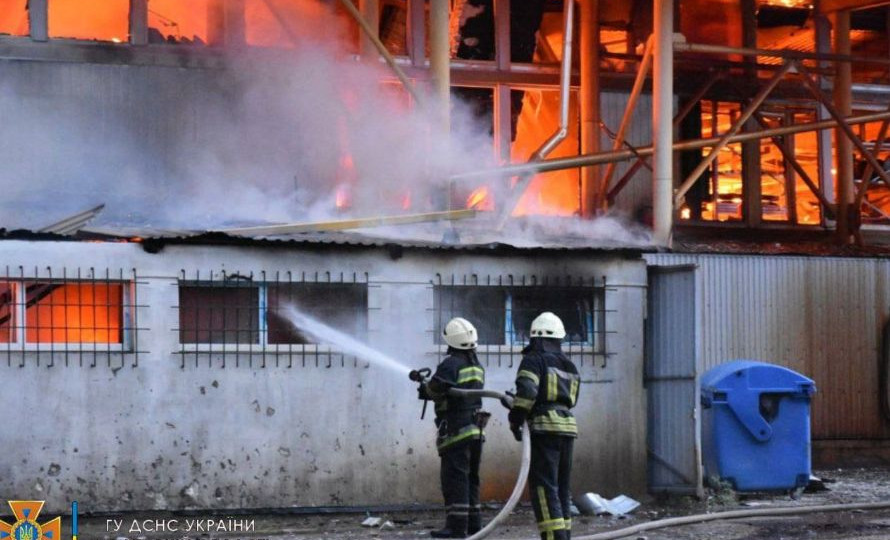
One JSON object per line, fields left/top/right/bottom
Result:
{"left": 0, "top": 4, "right": 651, "bottom": 247}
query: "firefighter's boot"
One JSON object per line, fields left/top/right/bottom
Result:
{"left": 539, "top": 530, "right": 570, "bottom": 540}
{"left": 431, "top": 515, "right": 468, "bottom": 538}
{"left": 467, "top": 512, "right": 482, "bottom": 535}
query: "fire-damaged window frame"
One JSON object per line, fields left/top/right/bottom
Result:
{"left": 0, "top": 267, "right": 146, "bottom": 368}
{"left": 432, "top": 274, "right": 610, "bottom": 368}
{"left": 175, "top": 270, "right": 370, "bottom": 369}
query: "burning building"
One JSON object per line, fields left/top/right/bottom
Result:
{"left": 1, "top": 0, "right": 890, "bottom": 514}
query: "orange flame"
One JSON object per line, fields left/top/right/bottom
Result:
{"left": 25, "top": 283, "right": 123, "bottom": 343}
{"left": 466, "top": 186, "right": 494, "bottom": 211}
{"left": 32, "top": 0, "right": 319, "bottom": 46}
{"left": 335, "top": 185, "right": 351, "bottom": 210}
{"left": 48, "top": 0, "right": 128, "bottom": 41}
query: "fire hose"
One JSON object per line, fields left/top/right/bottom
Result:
{"left": 406, "top": 370, "right": 890, "bottom": 540}
{"left": 573, "top": 500, "right": 890, "bottom": 540}
{"left": 409, "top": 369, "right": 532, "bottom": 540}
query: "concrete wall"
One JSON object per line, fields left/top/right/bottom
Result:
{"left": 0, "top": 240, "right": 648, "bottom": 513}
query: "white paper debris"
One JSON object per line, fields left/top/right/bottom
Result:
{"left": 575, "top": 492, "right": 641, "bottom": 516}
{"left": 361, "top": 517, "right": 382, "bottom": 527}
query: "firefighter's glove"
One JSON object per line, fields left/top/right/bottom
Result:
{"left": 427, "top": 375, "right": 454, "bottom": 396}
{"left": 417, "top": 382, "right": 431, "bottom": 401}
{"left": 508, "top": 408, "right": 525, "bottom": 442}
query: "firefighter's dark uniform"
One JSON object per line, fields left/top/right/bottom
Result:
{"left": 426, "top": 347, "right": 486, "bottom": 537}
{"left": 509, "top": 337, "right": 580, "bottom": 540}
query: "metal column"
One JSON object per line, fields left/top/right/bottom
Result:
{"left": 28, "top": 0, "right": 47, "bottom": 42}
{"left": 129, "top": 0, "right": 148, "bottom": 45}
{"left": 652, "top": 0, "right": 674, "bottom": 246}
{"left": 430, "top": 0, "right": 451, "bottom": 135}
{"left": 580, "top": 0, "right": 601, "bottom": 216}
{"left": 814, "top": 9, "right": 836, "bottom": 228}
{"left": 834, "top": 9, "right": 854, "bottom": 243}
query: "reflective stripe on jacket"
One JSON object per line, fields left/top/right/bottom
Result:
{"left": 513, "top": 337, "right": 580, "bottom": 437}
{"left": 428, "top": 348, "right": 486, "bottom": 453}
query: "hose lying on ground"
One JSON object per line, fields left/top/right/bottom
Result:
{"left": 574, "top": 500, "right": 890, "bottom": 540}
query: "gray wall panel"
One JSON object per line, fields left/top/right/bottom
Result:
{"left": 646, "top": 253, "right": 890, "bottom": 441}
{"left": 646, "top": 267, "right": 701, "bottom": 493}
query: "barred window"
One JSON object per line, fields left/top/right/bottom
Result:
{"left": 434, "top": 287, "right": 505, "bottom": 345}
{"left": 510, "top": 288, "right": 598, "bottom": 344}
{"left": 176, "top": 272, "right": 369, "bottom": 367}
{"left": 179, "top": 283, "right": 260, "bottom": 344}
{"left": 24, "top": 282, "right": 126, "bottom": 343}
{"left": 267, "top": 283, "right": 367, "bottom": 344}
{"left": 0, "top": 269, "right": 143, "bottom": 367}
{"left": 434, "top": 282, "right": 607, "bottom": 366}
{"left": 0, "top": 281, "right": 15, "bottom": 343}
{"left": 1, "top": 281, "right": 131, "bottom": 344}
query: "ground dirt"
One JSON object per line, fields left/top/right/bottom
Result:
{"left": 80, "top": 467, "right": 890, "bottom": 540}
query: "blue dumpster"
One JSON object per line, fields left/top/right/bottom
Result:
{"left": 700, "top": 360, "right": 816, "bottom": 492}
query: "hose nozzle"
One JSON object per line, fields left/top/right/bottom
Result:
{"left": 409, "top": 367, "right": 431, "bottom": 383}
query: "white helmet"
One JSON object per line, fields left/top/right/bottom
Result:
{"left": 443, "top": 317, "right": 478, "bottom": 349}
{"left": 530, "top": 312, "right": 566, "bottom": 339}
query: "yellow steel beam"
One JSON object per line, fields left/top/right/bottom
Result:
{"left": 217, "top": 209, "right": 477, "bottom": 236}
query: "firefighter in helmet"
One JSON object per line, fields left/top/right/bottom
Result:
{"left": 420, "top": 317, "right": 488, "bottom": 538}
{"left": 508, "top": 312, "right": 580, "bottom": 540}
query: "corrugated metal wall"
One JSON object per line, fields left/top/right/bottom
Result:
{"left": 600, "top": 92, "right": 653, "bottom": 216}
{"left": 646, "top": 266, "right": 702, "bottom": 494}
{"left": 646, "top": 253, "right": 890, "bottom": 441}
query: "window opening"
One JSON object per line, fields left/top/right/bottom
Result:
{"left": 179, "top": 282, "right": 260, "bottom": 344}
{"left": 48, "top": 0, "right": 129, "bottom": 42}
{"left": 267, "top": 282, "right": 368, "bottom": 344}
{"left": 176, "top": 271, "right": 369, "bottom": 368}
{"left": 25, "top": 282, "right": 125, "bottom": 344}
{"left": 0, "top": 0, "right": 28, "bottom": 37}
{"left": 0, "top": 268, "right": 144, "bottom": 368}
{"left": 147, "top": 0, "right": 211, "bottom": 45}
{"left": 510, "top": 88, "right": 581, "bottom": 216}
{"left": 434, "top": 281, "right": 606, "bottom": 367}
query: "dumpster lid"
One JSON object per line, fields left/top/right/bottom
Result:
{"left": 701, "top": 360, "right": 815, "bottom": 396}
